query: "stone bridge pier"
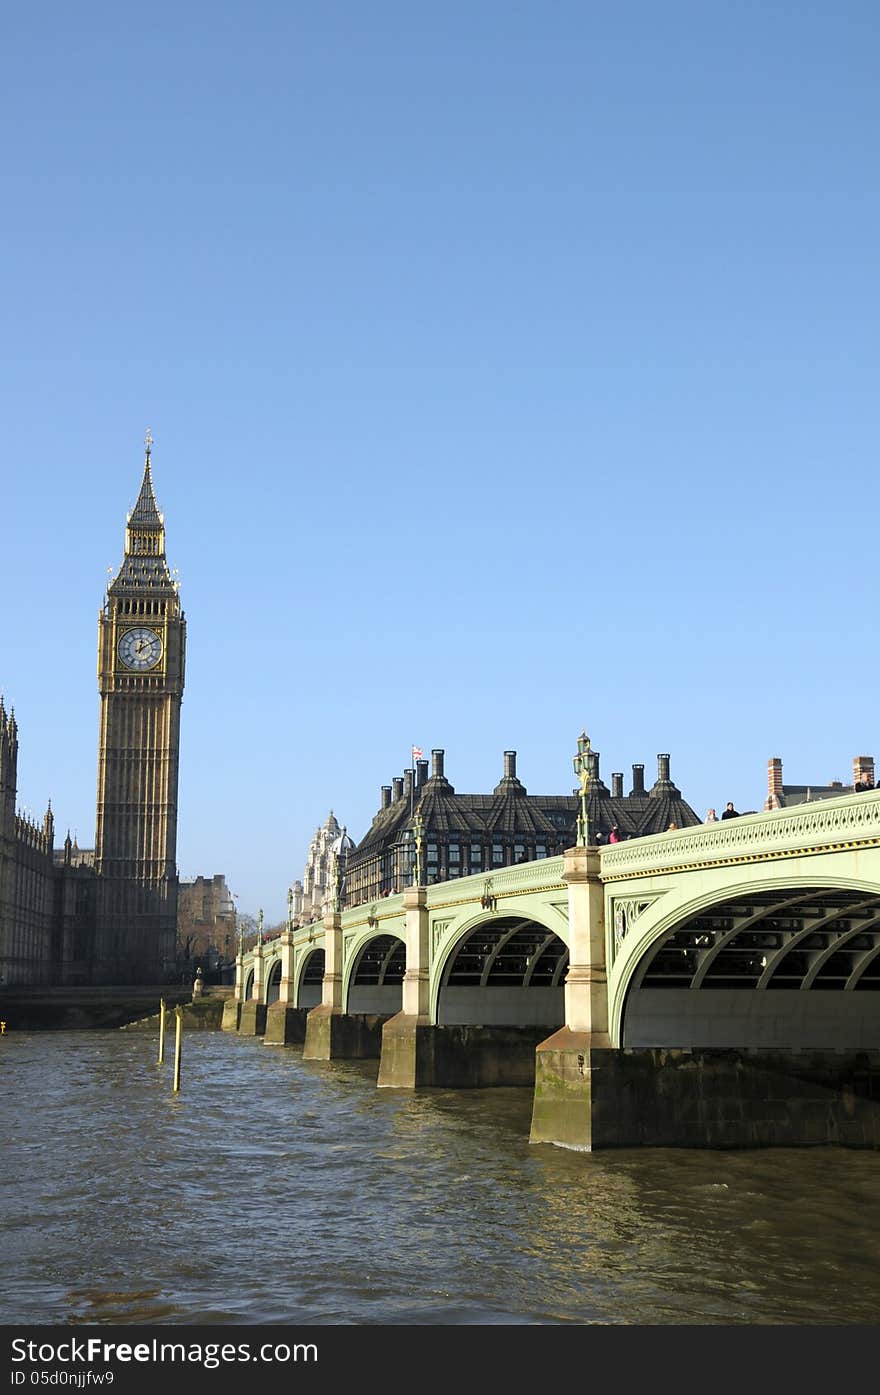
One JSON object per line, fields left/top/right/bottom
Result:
{"left": 529, "top": 845, "right": 612, "bottom": 1148}
{"left": 238, "top": 939, "right": 267, "bottom": 1035}
{"left": 221, "top": 949, "right": 244, "bottom": 1031}
{"left": 301, "top": 912, "right": 386, "bottom": 1060}
{"left": 264, "top": 923, "right": 310, "bottom": 1045}
{"left": 377, "top": 887, "right": 432, "bottom": 1086}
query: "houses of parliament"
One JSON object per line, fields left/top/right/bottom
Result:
{"left": 0, "top": 437, "right": 185, "bottom": 985}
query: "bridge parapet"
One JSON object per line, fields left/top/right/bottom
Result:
{"left": 600, "top": 790, "right": 880, "bottom": 880}
{"left": 341, "top": 895, "right": 405, "bottom": 933}
{"left": 424, "top": 856, "right": 565, "bottom": 907}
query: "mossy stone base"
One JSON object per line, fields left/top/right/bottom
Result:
{"left": 301, "top": 1004, "right": 385, "bottom": 1060}
{"left": 264, "top": 1003, "right": 309, "bottom": 1046}
{"left": 530, "top": 1033, "right": 880, "bottom": 1149}
{"left": 529, "top": 1029, "right": 599, "bottom": 1148}
{"left": 221, "top": 999, "right": 241, "bottom": 1032}
{"left": 378, "top": 1014, "right": 550, "bottom": 1089}
{"left": 237, "top": 1001, "right": 268, "bottom": 1036}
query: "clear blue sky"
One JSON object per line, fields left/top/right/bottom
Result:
{"left": 3, "top": 2, "right": 878, "bottom": 923}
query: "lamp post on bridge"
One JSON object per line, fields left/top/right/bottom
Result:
{"left": 412, "top": 814, "right": 424, "bottom": 887}
{"left": 573, "top": 730, "right": 592, "bottom": 847}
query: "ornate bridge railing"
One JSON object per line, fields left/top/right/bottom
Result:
{"left": 600, "top": 790, "right": 880, "bottom": 881}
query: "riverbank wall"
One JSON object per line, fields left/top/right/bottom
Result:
{"left": 0, "top": 985, "right": 197, "bottom": 1030}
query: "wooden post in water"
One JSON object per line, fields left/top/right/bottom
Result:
{"left": 172, "top": 1005, "right": 182, "bottom": 1092}
{"left": 158, "top": 998, "right": 166, "bottom": 1065}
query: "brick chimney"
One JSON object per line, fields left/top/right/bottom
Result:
{"left": 392, "top": 777, "right": 404, "bottom": 803}
{"left": 853, "top": 755, "right": 875, "bottom": 789}
{"left": 611, "top": 772, "right": 623, "bottom": 798}
{"left": 380, "top": 786, "right": 392, "bottom": 810}
{"left": 767, "top": 758, "right": 783, "bottom": 800}
{"left": 630, "top": 763, "right": 645, "bottom": 797}
{"left": 503, "top": 750, "right": 517, "bottom": 779}
{"left": 416, "top": 759, "right": 429, "bottom": 789}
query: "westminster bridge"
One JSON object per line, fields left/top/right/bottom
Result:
{"left": 227, "top": 790, "right": 880, "bottom": 1148}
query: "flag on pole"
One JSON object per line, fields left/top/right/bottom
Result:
{"left": 411, "top": 746, "right": 423, "bottom": 760}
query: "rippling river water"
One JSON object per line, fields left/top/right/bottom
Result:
{"left": 3, "top": 1029, "right": 880, "bottom": 1325}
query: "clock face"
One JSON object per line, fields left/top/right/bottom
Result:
{"left": 118, "top": 626, "right": 163, "bottom": 671}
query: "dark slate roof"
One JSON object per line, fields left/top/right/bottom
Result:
{"left": 348, "top": 779, "right": 701, "bottom": 864}
{"left": 352, "top": 799, "right": 419, "bottom": 859}
{"left": 775, "top": 783, "right": 852, "bottom": 808}
{"left": 108, "top": 552, "right": 177, "bottom": 595}
{"left": 129, "top": 456, "right": 163, "bottom": 527}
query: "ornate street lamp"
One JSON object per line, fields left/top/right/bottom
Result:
{"left": 257, "top": 907, "right": 264, "bottom": 945}
{"left": 573, "top": 730, "right": 592, "bottom": 847}
{"left": 412, "top": 815, "right": 424, "bottom": 886}
{"left": 287, "top": 886, "right": 293, "bottom": 934}
{"left": 333, "top": 837, "right": 349, "bottom": 912}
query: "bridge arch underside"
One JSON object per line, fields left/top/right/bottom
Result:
{"left": 623, "top": 886, "right": 880, "bottom": 1049}
{"left": 346, "top": 934, "right": 404, "bottom": 1015}
{"left": 266, "top": 958, "right": 282, "bottom": 1005}
{"left": 437, "top": 917, "right": 567, "bottom": 1026}
{"left": 298, "top": 947, "right": 325, "bottom": 1010}
{"left": 244, "top": 969, "right": 254, "bottom": 1000}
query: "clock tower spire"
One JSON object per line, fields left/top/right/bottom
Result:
{"left": 94, "top": 434, "right": 186, "bottom": 983}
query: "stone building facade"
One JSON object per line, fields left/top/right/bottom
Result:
{"left": 177, "top": 874, "right": 236, "bottom": 965}
{"left": 292, "top": 812, "right": 354, "bottom": 924}
{"left": 0, "top": 703, "right": 101, "bottom": 986}
{"left": 0, "top": 702, "right": 56, "bottom": 984}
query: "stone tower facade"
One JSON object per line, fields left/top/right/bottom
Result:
{"left": 93, "top": 437, "right": 186, "bottom": 982}
{"left": 292, "top": 812, "right": 346, "bottom": 923}
{"left": 0, "top": 702, "right": 57, "bottom": 984}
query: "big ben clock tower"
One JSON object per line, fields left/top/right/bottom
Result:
{"left": 94, "top": 432, "right": 185, "bottom": 983}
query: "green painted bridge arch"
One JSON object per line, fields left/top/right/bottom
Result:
{"left": 604, "top": 793, "right": 880, "bottom": 1050}
{"left": 238, "top": 789, "right": 880, "bottom": 1052}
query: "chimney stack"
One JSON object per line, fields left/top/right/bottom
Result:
{"left": 649, "top": 753, "right": 680, "bottom": 798}
{"left": 380, "top": 786, "right": 392, "bottom": 810}
{"left": 767, "top": 758, "right": 783, "bottom": 799}
{"left": 416, "top": 759, "right": 429, "bottom": 789}
{"left": 630, "top": 763, "right": 645, "bottom": 796}
{"left": 403, "top": 769, "right": 413, "bottom": 804}
{"left": 583, "top": 749, "right": 609, "bottom": 796}
{"left": 611, "top": 772, "right": 623, "bottom": 798}
{"left": 431, "top": 749, "right": 445, "bottom": 779}
{"left": 853, "top": 755, "right": 875, "bottom": 789}
{"left": 392, "top": 777, "right": 404, "bottom": 803}
{"left": 503, "top": 750, "right": 517, "bottom": 779}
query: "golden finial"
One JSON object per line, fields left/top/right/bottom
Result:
{"left": 144, "top": 427, "right": 153, "bottom": 458}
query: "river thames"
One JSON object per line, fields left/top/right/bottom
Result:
{"left": 3, "top": 1029, "right": 880, "bottom": 1326}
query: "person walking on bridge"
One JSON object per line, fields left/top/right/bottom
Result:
{"left": 721, "top": 801, "right": 740, "bottom": 819}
